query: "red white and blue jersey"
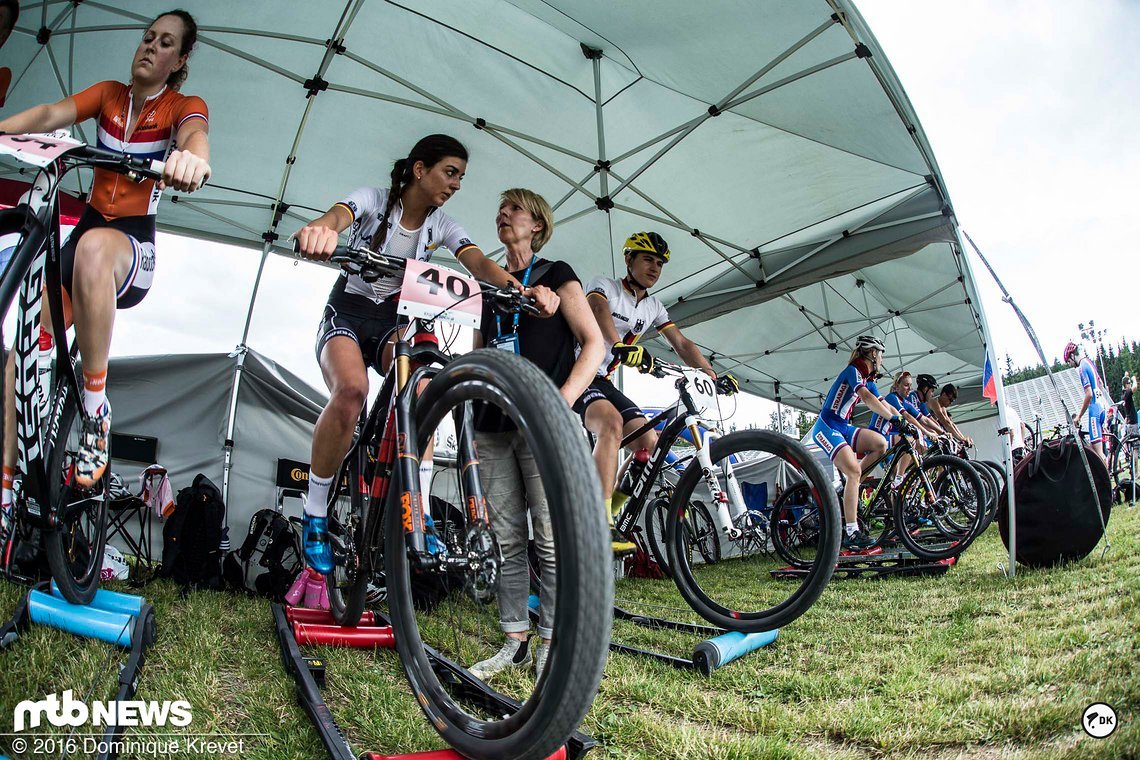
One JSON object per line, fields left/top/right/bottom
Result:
{"left": 69, "top": 81, "right": 208, "bottom": 220}
{"left": 869, "top": 392, "right": 919, "bottom": 436}
{"left": 906, "top": 391, "right": 932, "bottom": 419}
{"left": 819, "top": 363, "right": 872, "bottom": 427}
{"left": 1079, "top": 357, "right": 1104, "bottom": 413}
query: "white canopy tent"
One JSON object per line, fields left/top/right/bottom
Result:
{"left": 1, "top": 1, "right": 1006, "bottom": 503}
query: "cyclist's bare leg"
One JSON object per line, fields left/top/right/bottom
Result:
{"left": 857, "top": 430, "right": 887, "bottom": 477}
{"left": 833, "top": 446, "right": 862, "bottom": 525}
{"left": 312, "top": 336, "right": 369, "bottom": 482}
{"left": 70, "top": 228, "right": 134, "bottom": 384}
{"left": 621, "top": 417, "right": 657, "bottom": 454}
{"left": 583, "top": 399, "right": 623, "bottom": 497}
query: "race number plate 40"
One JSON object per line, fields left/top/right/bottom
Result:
{"left": 0, "top": 133, "right": 82, "bottom": 167}
{"left": 683, "top": 367, "right": 719, "bottom": 417}
{"left": 398, "top": 259, "right": 482, "bottom": 328}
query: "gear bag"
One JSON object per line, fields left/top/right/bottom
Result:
{"left": 223, "top": 508, "right": 303, "bottom": 601}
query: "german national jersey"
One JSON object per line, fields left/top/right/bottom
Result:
{"left": 332, "top": 187, "right": 477, "bottom": 303}
{"left": 584, "top": 276, "right": 674, "bottom": 377}
{"left": 69, "top": 81, "right": 208, "bottom": 220}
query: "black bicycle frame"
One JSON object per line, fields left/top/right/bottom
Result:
{"left": 613, "top": 383, "right": 703, "bottom": 536}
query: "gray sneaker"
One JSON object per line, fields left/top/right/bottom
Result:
{"left": 469, "top": 637, "right": 530, "bottom": 680}
{"left": 535, "top": 640, "right": 549, "bottom": 677}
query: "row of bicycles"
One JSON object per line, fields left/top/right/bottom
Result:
{"left": 0, "top": 133, "right": 990, "bottom": 760}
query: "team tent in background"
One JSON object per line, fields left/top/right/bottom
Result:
{"left": 0, "top": 1, "right": 1009, "bottom": 521}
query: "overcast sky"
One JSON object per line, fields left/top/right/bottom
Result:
{"left": 7, "top": 1, "right": 1137, "bottom": 429}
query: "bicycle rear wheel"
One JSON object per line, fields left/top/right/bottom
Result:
{"left": 667, "top": 429, "right": 840, "bottom": 633}
{"left": 893, "top": 455, "right": 984, "bottom": 560}
{"left": 385, "top": 349, "right": 611, "bottom": 760}
{"left": 43, "top": 380, "right": 108, "bottom": 604}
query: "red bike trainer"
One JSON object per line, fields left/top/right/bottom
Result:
{"left": 292, "top": 621, "right": 395, "bottom": 648}
{"left": 286, "top": 607, "right": 377, "bottom": 626}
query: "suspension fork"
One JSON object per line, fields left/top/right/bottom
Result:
{"left": 452, "top": 400, "right": 488, "bottom": 525}
{"left": 690, "top": 420, "right": 743, "bottom": 540}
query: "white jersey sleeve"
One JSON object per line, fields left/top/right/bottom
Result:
{"left": 335, "top": 187, "right": 386, "bottom": 249}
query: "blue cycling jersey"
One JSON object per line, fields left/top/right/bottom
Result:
{"left": 906, "top": 391, "right": 931, "bottom": 418}
{"left": 1079, "top": 357, "right": 1103, "bottom": 412}
{"left": 869, "top": 392, "right": 919, "bottom": 436}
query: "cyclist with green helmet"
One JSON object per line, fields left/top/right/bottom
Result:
{"left": 574, "top": 231, "right": 738, "bottom": 555}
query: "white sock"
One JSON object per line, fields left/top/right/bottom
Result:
{"left": 891, "top": 475, "right": 904, "bottom": 488}
{"left": 419, "top": 460, "right": 434, "bottom": 506}
{"left": 305, "top": 472, "right": 334, "bottom": 518}
{"left": 846, "top": 522, "right": 858, "bottom": 536}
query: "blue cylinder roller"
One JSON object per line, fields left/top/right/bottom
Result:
{"left": 50, "top": 581, "right": 145, "bottom": 617}
{"left": 28, "top": 590, "right": 135, "bottom": 648}
{"left": 693, "top": 629, "right": 779, "bottom": 675}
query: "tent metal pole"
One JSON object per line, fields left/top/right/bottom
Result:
{"left": 591, "top": 52, "right": 609, "bottom": 199}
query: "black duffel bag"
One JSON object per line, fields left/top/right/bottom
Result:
{"left": 998, "top": 436, "right": 1111, "bottom": 568}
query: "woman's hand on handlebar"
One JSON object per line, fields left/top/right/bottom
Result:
{"left": 523, "top": 284, "right": 559, "bottom": 317}
{"left": 158, "top": 149, "right": 210, "bottom": 193}
{"left": 293, "top": 224, "right": 340, "bottom": 261}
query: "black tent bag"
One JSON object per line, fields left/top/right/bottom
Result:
{"left": 998, "top": 436, "right": 1111, "bottom": 568}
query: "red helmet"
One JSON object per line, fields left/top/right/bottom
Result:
{"left": 1063, "top": 341, "right": 1080, "bottom": 363}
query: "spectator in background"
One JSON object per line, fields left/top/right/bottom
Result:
{"left": 1122, "top": 374, "right": 1137, "bottom": 440}
{"left": 1002, "top": 404, "right": 1031, "bottom": 463}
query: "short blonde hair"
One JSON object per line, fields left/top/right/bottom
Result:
{"left": 500, "top": 188, "right": 554, "bottom": 252}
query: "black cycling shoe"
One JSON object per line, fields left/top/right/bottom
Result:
{"left": 841, "top": 529, "right": 877, "bottom": 552}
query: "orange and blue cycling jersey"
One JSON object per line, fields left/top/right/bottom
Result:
{"left": 69, "top": 80, "right": 208, "bottom": 220}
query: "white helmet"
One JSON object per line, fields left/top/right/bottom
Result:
{"left": 854, "top": 335, "right": 886, "bottom": 352}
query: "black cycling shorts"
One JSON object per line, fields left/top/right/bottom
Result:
{"left": 314, "top": 292, "right": 405, "bottom": 372}
{"left": 61, "top": 206, "right": 156, "bottom": 309}
{"left": 573, "top": 375, "right": 644, "bottom": 424}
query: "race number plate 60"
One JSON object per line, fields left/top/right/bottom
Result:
{"left": 683, "top": 368, "right": 719, "bottom": 417}
{"left": 398, "top": 259, "right": 482, "bottom": 328}
{"left": 0, "top": 133, "right": 82, "bottom": 167}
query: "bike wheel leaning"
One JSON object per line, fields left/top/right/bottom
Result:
{"left": 646, "top": 495, "right": 718, "bottom": 578}
{"left": 667, "top": 429, "right": 840, "bottom": 633}
{"left": 893, "top": 455, "right": 984, "bottom": 560}
{"left": 385, "top": 349, "right": 612, "bottom": 760}
{"left": 43, "top": 381, "right": 108, "bottom": 605}
{"left": 770, "top": 481, "right": 825, "bottom": 568}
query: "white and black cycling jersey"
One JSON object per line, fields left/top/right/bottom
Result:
{"left": 332, "top": 186, "right": 477, "bottom": 303}
{"left": 582, "top": 276, "right": 675, "bottom": 377}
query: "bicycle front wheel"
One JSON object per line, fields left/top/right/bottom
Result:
{"left": 43, "top": 382, "right": 108, "bottom": 604}
{"left": 893, "top": 455, "right": 984, "bottom": 560}
{"left": 667, "top": 429, "right": 840, "bottom": 633}
{"left": 385, "top": 349, "right": 611, "bottom": 760}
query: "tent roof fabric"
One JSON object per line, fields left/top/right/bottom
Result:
{"left": 1, "top": 0, "right": 993, "bottom": 418}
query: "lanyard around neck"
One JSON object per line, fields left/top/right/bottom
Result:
{"left": 496, "top": 255, "right": 537, "bottom": 336}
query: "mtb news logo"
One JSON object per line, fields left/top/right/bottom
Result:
{"left": 13, "top": 689, "right": 193, "bottom": 732}
{"left": 1082, "top": 702, "right": 1118, "bottom": 739}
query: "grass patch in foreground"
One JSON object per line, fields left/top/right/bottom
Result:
{"left": 0, "top": 505, "right": 1137, "bottom": 758}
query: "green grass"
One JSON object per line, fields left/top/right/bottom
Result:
{"left": 1, "top": 505, "right": 1138, "bottom": 759}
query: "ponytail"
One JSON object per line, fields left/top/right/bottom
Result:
{"left": 370, "top": 134, "right": 468, "bottom": 253}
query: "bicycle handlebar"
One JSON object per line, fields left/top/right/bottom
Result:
{"left": 291, "top": 241, "right": 540, "bottom": 316}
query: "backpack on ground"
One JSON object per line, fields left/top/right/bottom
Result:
{"left": 223, "top": 508, "right": 303, "bottom": 601}
{"left": 160, "top": 473, "right": 225, "bottom": 590}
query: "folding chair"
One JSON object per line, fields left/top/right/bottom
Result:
{"left": 106, "top": 433, "right": 163, "bottom": 583}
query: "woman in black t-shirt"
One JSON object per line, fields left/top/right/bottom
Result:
{"left": 467, "top": 188, "right": 603, "bottom": 681}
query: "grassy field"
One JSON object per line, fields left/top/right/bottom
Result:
{"left": 0, "top": 505, "right": 1137, "bottom": 759}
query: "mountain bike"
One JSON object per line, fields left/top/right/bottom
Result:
{"left": 610, "top": 354, "right": 840, "bottom": 633}
{"left": 0, "top": 132, "right": 164, "bottom": 603}
{"left": 307, "top": 242, "right": 612, "bottom": 760}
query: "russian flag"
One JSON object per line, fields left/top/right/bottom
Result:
{"left": 982, "top": 353, "right": 998, "bottom": 406}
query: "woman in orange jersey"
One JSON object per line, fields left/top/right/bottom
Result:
{"left": 0, "top": 10, "right": 211, "bottom": 499}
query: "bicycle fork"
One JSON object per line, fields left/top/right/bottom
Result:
{"left": 689, "top": 420, "right": 747, "bottom": 540}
